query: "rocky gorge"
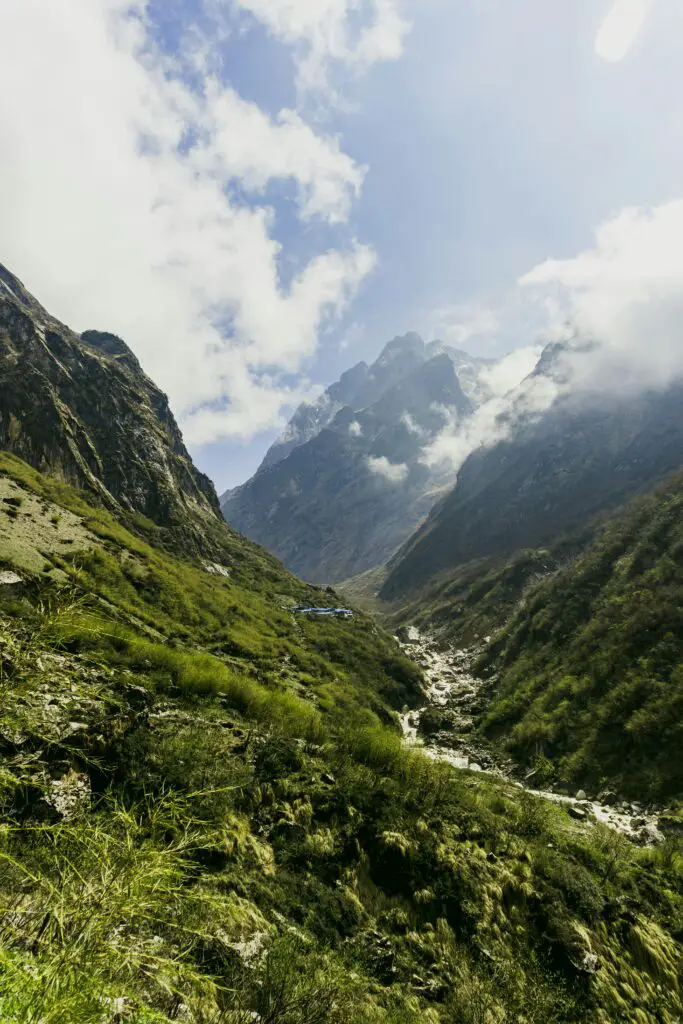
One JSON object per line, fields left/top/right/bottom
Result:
{"left": 397, "top": 628, "right": 667, "bottom": 845}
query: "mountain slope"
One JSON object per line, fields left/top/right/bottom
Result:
{"left": 475, "top": 471, "right": 683, "bottom": 801}
{"left": 3, "top": 454, "right": 683, "bottom": 1024}
{"left": 380, "top": 382, "right": 683, "bottom": 600}
{"left": 258, "top": 358, "right": 372, "bottom": 473}
{"left": 223, "top": 352, "right": 473, "bottom": 582}
{"left": 0, "top": 263, "right": 220, "bottom": 554}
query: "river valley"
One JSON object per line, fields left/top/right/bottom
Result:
{"left": 398, "top": 628, "right": 665, "bottom": 844}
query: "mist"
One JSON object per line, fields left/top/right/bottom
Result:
{"left": 422, "top": 198, "right": 683, "bottom": 476}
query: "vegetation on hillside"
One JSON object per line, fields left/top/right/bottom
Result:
{"left": 475, "top": 472, "right": 683, "bottom": 802}
{"left": 0, "top": 454, "right": 681, "bottom": 1022}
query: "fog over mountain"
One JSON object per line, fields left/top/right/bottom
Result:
{"left": 421, "top": 199, "right": 683, "bottom": 480}
{"left": 221, "top": 334, "right": 538, "bottom": 582}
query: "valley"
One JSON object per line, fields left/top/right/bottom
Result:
{"left": 0, "top": 264, "right": 681, "bottom": 1023}
{"left": 396, "top": 629, "right": 665, "bottom": 845}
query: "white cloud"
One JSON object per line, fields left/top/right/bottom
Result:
{"left": 0, "top": 0, "right": 376, "bottom": 444}
{"left": 193, "top": 84, "right": 366, "bottom": 222}
{"left": 430, "top": 304, "right": 499, "bottom": 348}
{"left": 348, "top": 420, "right": 363, "bottom": 436}
{"left": 231, "top": 0, "right": 411, "bottom": 96}
{"left": 520, "top": 199, "right": 683, "bottom": 392}
{"left": 366, "top": 455, "right": 409, "bottom": 482}
{"left": 421, "top": 374, "right": 559, "bottom": 475}
{"left": 401, "top": 412, "right": 424, "bottom": 436}
{"left": 595, "top": 0, "right": 654, "bottom": 63}
{"left": 478, "top": 346, "right": 543, "bottom": 397}
{"left": 424, "top": 196, "right": 683, "bottom": 475}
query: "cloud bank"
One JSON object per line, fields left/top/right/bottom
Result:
{"left": 367, "top": 455, "right": 409, "bottom": 482}
{"left": 0, "top": 0, "right": 405, "bottom": 445}
{"left": 425, "top": 197, "right": 683, "bottom": 474}
{"left": 521, "top": 199, "right": 683, "bottom": 393}
{"left": 422, "top": 374, "right": 558, "bottom": 473}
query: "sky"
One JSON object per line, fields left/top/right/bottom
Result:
{"left": 1, "top": 0, "right": 682, "bottom": 490}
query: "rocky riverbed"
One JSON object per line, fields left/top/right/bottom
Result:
{"left": 397, "top": 627, "right": 664, "bottom": 844}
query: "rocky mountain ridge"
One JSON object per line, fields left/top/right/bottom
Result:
{"left": 251, "top": 333, "right": 496, "bottom": 478}
{"left": 0, "top": 263, "right": 221, "bottom": 553}
{"left": 222, "top": 343, "right": 480, "bottom": 582}
{"left": 221, "top": 334, "right": 498, "bottom": 582}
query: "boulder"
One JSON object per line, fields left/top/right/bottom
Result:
{"left": 0, "top": 571, "right": 24, "bottom": 596}
{"left": 569, "top": 805, "right": 587, "bottom": 821}
{"left": 0, "top": 570, "right": 23, "bottom": 586}
{"left": 575, "top": 789, "right": 587, "bottom": 801}
{"left": 658, "top": 815, "right": 683, "bottom": 836}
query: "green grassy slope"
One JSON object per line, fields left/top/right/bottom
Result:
{"left": 474, "top": 472, "right": 683, "bottom": 802}
{"left": 0, "top": 454, "right": 681, "bottom": 1023}
{"left": 0, "top": 452, "right": 421, "bottom": 725}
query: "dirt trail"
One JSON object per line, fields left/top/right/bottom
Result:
{"left": 398, "top": 628, "right": 663, "bottom": 844}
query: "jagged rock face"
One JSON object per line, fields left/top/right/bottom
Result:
{"left": 380, "top": 381, "right": 683, "bottom": 600}
{"left": 258, "top": 359, "right": 372, "bottom": 474}
{"left": 222, "top": 345, "right": 477, "bottom": 583}
{"left": 252, "top": 333, "right": 495, "bottom": 478}
{"left": 0, "top": 263, "right": 221, "bottom": 545}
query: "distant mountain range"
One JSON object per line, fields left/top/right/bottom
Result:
{"left": 221, "top": 334, "right": 498, "bottom": 582}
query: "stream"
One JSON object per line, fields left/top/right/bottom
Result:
{"left": 397, "top": 628, "right": 664, "bottom": 845}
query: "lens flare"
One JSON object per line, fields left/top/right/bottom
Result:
{"left": 595, "top": 0, "right": 654, "bottom": 62}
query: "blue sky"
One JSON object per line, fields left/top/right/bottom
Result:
{"left": 3, "top": 0, "right": 683, "bottom": 490}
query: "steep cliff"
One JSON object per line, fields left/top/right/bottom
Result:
{"left": 223, "top": 351, "right": 474, "bottom": 582}
{"left": 0, "top": 263, "right": 221, "bottom": 552}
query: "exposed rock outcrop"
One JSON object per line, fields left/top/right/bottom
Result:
{"left": 0, "top": 263, "right": 221, "bottom": 552}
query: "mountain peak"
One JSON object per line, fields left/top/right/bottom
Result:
{"left": 222, "top": 336, "right": 478, "bottom": 582}
{"left": 375, "top": 332, "right": 425, "bottom": 366}
{"left": 0, "top": 263, "right": 221, "bottom": 553}
{"left": 81, "top": 329, "right": 142, "bottom": 374}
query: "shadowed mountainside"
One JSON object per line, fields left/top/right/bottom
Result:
{"left": 0, "top": 263, "right": 220, "bottom": 554}
{"left": 380, "top": 383, "right": 683, "bottom": 600}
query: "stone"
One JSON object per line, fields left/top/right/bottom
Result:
{"left": 46, "top": 771, "right": 91, "bottom": 820}
{"left": 203, "top": 562, "right": 231, "bottom": 577}
{"left": 579, "top": 953, "right": 599, "bottom": 975}
{"left": 569, "top": 805, "right": 587, "bottom": 821}
{"left": 575, "top": 789, "right": 587, "bottom": 801}
{"left": 635, "top": 825, "right": 663, "bottom": 846}
{"left": 598, "top": 790, "right": 618, "bottom": 806}
{"left": 0, "top": 570, "right": 23, "bottom": 586}
{"left": 658, "top": 815, "right": 683, "bottom": 835}
{"left": 62, "top": 721, "right": 89, "bottom": 739}
{"left": 122, "top": 683, "right": 153, "bottom": 709}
